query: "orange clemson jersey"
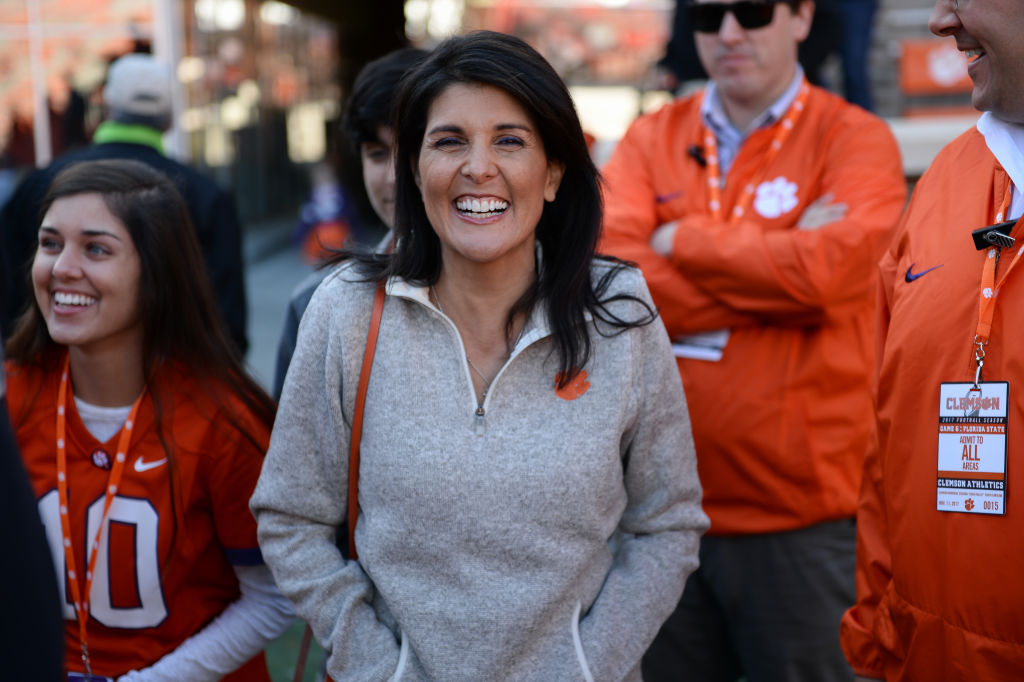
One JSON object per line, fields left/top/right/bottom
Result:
{"left": 5, "top": 359, "right": 271, "bottom": 680}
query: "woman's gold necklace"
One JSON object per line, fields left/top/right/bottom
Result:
{"left": 431, "top": 284, "right": 526, "bottom": 401}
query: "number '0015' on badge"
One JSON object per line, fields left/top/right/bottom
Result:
{"left": 937, "top": 382, "right": 1008, "bottom": 515}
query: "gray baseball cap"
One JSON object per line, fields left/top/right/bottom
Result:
{"left": 103, "top": 54, "right": 173, "bottom": 120}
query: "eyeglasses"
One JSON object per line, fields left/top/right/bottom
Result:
{"left": 688, "top": 0, "right": 789, "bottom": 33}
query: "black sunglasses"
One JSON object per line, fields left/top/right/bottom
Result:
{"left": 688, "top": 0, "right": 791, "bottom": 33}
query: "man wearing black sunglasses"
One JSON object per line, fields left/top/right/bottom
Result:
{"left": 688, "top": 0, "right": 802, "bottom": 33}
{"left": 600, "top": 0, "right": 907, "bottom": 680}
{"left": 658, "top": 0, "right": 842, "bottom": 97}
{"left": 840, "top": 0, "right": 1024, "bottom": 680}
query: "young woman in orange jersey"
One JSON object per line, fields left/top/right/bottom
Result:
{"left": 4, "top": 159, "right": 293, "bottom": 681}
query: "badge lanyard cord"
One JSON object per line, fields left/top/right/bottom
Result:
{"left": 974, "top": 190, "right": 1023, "bottom": 388}
{"left": 702, "top": 81, "right": 810, "bottom": 224}
{"left": 55, "top": 353, "right": 145, "bottom": 676}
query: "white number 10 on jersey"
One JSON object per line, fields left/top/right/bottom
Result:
{"left": 38, "top": 491, "right": 169, "bottom": 628}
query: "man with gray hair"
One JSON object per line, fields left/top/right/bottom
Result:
{"left": 0, "top": 53, "right": 248, "bottom": 355}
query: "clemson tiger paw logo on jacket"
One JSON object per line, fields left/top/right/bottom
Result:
{"left": 555, "top": 369, "right": 590, "bottom": 401}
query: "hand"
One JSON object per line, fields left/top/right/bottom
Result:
{"left": 797, "top": 192, "right": 848, "bottom": 230}
{"left": 650, "top": 221, "right": 678, "bottom": 257}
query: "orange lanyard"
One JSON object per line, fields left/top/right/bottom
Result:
{"left": 702, "top": 81, "right": 810, "bottom": 223}
{"left": 55, "top": 353, "right": 144, "bottom": 675}
{"left": 973, "top": 190, "right": 1021, "bottom": 384}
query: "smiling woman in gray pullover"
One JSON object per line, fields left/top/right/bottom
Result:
{"left": 251, "top": 32, "right": 708, "bottom": 682}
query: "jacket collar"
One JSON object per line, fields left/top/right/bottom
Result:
{"left": 92, "top": 121, "right": 165, "bottom": 153}
{"left": 977, "top": 112, "right": 1024, "bottom": 220}
{"left": 385, "top": 244, "right": 564, "bottom": 351}
{"left": 701, "top": 64, "right": 805, "bottom": 137}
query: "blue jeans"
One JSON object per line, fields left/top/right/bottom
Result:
{"left": 838, "top": 0, "right": 878, "bottom": 110}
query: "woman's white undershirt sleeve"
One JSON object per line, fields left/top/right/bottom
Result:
{"left": 116, "top": 564, "right": 296, "bottom": 681}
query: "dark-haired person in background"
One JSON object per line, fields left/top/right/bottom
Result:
{"left": 0, "top": 53, "right": 249, "bottom": 356}
{"left": 658, "top": 0, "right": 841, "bottom": 94}
{"left": 0, "top": 268, "right": 62, "bottom": 680}
{"left": 252, "top": 31, "right": 708, "bottom": 681}
{"left": 273, "top": 46, "right": 427, "bottom": 400}
{"left": 5, "top": 159, "right": 293, "bottom": 679}
{"left": 600, "top": 0, "right": 906, "bottom": 679}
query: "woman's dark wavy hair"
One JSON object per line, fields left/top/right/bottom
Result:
{"left": 341, "top": 46, "right": 429, "bottom": 151}
{"left": 353, "top": 30, "right": 655, "bottom": 386}
{"left": 6, "top": 159, "right": 275, "bottom": 442}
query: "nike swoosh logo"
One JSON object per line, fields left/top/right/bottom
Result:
{"left": 133, "top": 456, "right": 167, "bottom": 473}
{"left": 905, "top": 263, "right": 943, "bottom": 282}
{"left": 655, "top": 190, "right": 685, "bottom": 204}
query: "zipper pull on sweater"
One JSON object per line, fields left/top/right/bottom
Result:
{"left": 474, "top": 405, "right": 486, "bottom": 435}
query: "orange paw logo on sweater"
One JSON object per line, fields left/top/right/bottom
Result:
{"left": 555, "top": 369, "right": 590, "bottom": 400}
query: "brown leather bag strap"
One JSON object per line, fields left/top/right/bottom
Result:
{"left": 292, "top": 622, "right": 314, "bottom": 682}
{"left": 347, "top": 279, "right": 386, "bottom": 560}
{"left": 294, "top": 280, "right": 385, "bottom": 682}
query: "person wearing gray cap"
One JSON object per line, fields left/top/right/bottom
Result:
{"left": 0, "top": 53, "right": 249, "bottom": 357}
{"left": 100, "top": 53, "right": 176, "bottom": 131}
